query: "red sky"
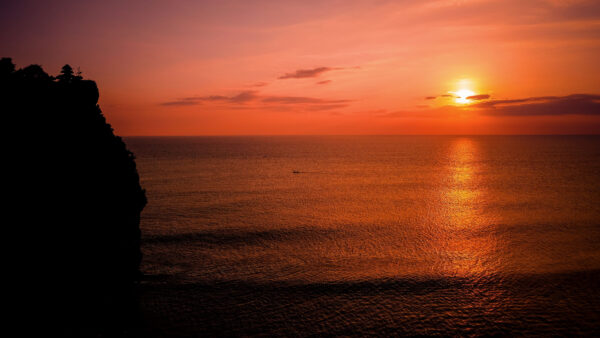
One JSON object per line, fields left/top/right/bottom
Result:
{"left": 2, "top": 0, "right": 600, "bottom": 135}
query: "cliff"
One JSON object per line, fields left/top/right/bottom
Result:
{"left": 1, "top": 58, "right": 146, "bottom": 334}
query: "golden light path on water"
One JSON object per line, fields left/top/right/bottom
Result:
{"left": 437, "top": 138, "right": 499, "bottom": 278}
{"left": 430, "top": 138, "right": 507, "bottom": 323}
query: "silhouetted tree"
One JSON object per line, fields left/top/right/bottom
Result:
{"left": 56, "top": 64, "right": 76, "bottom": 83}
{"left": 3, "top": 59, "right": 146, "bottom": 336}
{"left": 15, "top": 64, "right": 53, "bottom": 81}
{"left": 0, "top": 57, "right": 15, "bottom": 76}
{"left": 75, "top": 66, "right": 83, "bottom": 80}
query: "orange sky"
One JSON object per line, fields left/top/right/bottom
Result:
{"left": 2, "top": 0, "right": 600, "bottom": 135}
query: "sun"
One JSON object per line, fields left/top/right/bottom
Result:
{"left": 454, "top": 89, "right": 476, "bottom": 104}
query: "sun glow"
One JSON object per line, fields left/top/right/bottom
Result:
{"left": 454, "top": 89, "right": 476, "bottom": 104}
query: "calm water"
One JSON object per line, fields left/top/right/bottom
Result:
{"left": 127, "top": 136, "right": 600, "bottom": 336}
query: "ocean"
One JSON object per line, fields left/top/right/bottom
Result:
{"left": 126, "top": 136, "right": 600, "bottom": 336}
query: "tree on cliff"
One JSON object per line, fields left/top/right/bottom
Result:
{"left": 1, "top": 57, "right": 146, "bottom": 335}
{"left": 0, "top": 57, "right": 15, "bottom": 74}
{"left": 56, "top": 64, "right": 83, "bottom": 83}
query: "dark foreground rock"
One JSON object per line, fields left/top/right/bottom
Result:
{"left": 1, "top": 58, "right": 146, "bottom": 336}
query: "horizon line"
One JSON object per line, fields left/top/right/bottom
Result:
{"left": 122, "top": 134, "right": 600, "bottom": 137}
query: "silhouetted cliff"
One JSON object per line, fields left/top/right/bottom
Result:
{"left": 1, "top": 58, "right": 146, "bottom": 335}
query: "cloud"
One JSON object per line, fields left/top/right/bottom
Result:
{"left": 159, "top": 91, "right": 259, "bottom": 106}
{"left": 317, "top": 80, "right": 332, "bottom": 85}
{"left": 305, "top": 104, "right": 349, "bottom": 111}
{"left": 466, "top": 94, "right": 490, "bottom": 100}
{"left": 249, "top": 82, "right": 268, "bottom": 87}
{"left": 160, "top": 100, "right": 203, "bottom": 106}
{"left": 472, "top": 94, "right": 600, "bottom": 116}
{"left": 260, "top": 96, "right": 351, "bottom": 111}
{"left": 278, "top": 66, "right": 360, "bottom": 80}
{"left": 278, "top": 67, "right": 332, "bottom": 79}
{"left": 472, "top": 96, "right": 558, "bottom": 107}
{"left": 229, "top": 91, "right": 259, "bottom": 103}
{"left": 262, "top": 96, "right": 350, "bottom": 104}
{"left": 425, "top": 94, "right": 454, "bottom": 100}
{"left": 160, "top": 90, "right": 351, "bottom": 112}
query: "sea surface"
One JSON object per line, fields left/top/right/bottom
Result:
{"left": 126, "top": 136, "right": 600, "bottom": 336}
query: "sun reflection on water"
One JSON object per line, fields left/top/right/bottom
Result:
{"left": 438, "top": 138, "right": 499, "bottom": 277}
{"left": 444, "top": 138, "right": 479, "bottom": 229}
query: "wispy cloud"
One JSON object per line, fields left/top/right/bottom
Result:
{"left": 160, "top": 91, "right": 259, "bottom": 106}
{"left": 424, "top": 94, "right": 457, "bottom": 100}
{"left": 472, "top": 94, "right": 600, "bottom": 116}
{"left": 278, "top": 67, "right": 333, "bottom": 79}
{"left": 278, "top": 65, "right": 360, "bottom": 80}
{"left": 466, "top": 94, "right": 490, "bottom": 100}
{"left": 249, "top": 82, "right": 268, "bottom": 87}
{"left": 305, "top": 103, "right": 349, "bottom": 111}
{"left": 229, "top": 91, "right": 259, "bottom": 103}
{"left": 160, "top": 100, "right": 203, "bottom": 106}
{"left": 160, "top": 90, "right": 351, "bottom": 112}
{"left": 262, "top": 96, "right": 350, "bottom": 104}
{"left": 472, "top": 96, "right": 558, "bottom": 107}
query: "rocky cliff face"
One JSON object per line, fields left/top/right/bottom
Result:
{"left": 1, "top": 58, "right": 146, "bottom": 334}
